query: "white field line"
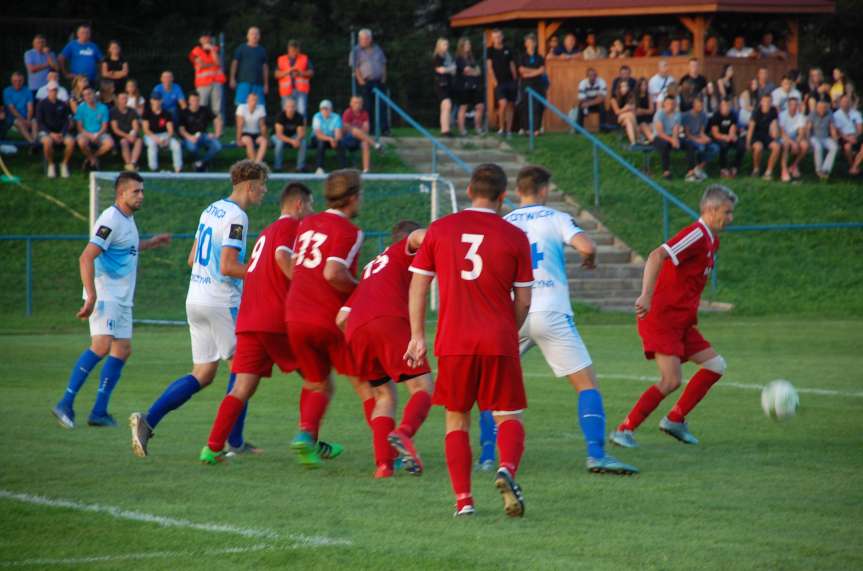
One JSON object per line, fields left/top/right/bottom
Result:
{"left": 523, "top": 372, "right": 863, "bottom": 398}
{"left": 0, "top": 545, "right": 273, "bottom": 568}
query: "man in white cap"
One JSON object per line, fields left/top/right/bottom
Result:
{"left": 310, "top": 99, "right": 346, "bottom": 174}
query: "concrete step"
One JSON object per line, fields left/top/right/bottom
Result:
{"left": 391, "top": 137, "right": 504, "bottom": 150}
{"left": 568, "top": 277, "right": 642, "bottom": 292}
{"left": 412, "top": 161, "right": 524, "bottom": 177}
{"left": 568, "top": 264, "right": 643, "bottom": 279}
{"left": 574, "top": 289, "right": 641, "bottom": 301}
{"left": 567, "top": 247, "right": 632, "bottom": 265}
{"left": 397, "top": 147, "right": 525, "bottom": 164}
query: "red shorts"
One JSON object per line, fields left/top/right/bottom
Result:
{"left": 347, "top": 316, "right": 431, "bottom": 383}
{"left": 637, "top": 318, "right": 711, "bottom": 362}
{"left": 231, "top": 331, "right": 296, "bottom": 377}
{"left": 434, "top": 355, "right": 527, "bottom": 413}
{"left": 286, "top": 321, "right": 355, "bottom": 383}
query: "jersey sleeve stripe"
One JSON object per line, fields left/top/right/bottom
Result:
{"left": 344, "top": 230, "right": 364, "bottom": 268}
{"left": 513, "top": 280, "right": 535, "bottom": 287}
{"left": 327, "top": 256, "right": 349, "bottom": 267}
{"left": 409, "top": 266, "right": 435, "bottom": 277}
{"left": 275, "top": 245, "right": 293, "bottom": 254}
{"left": 339, "top": 306, "right": 352, "bottom": 312}
{"left": 667, "top": 228, "right": 703, "bottom": 256}
{"left": 661, "top": 243, "right": 680, "bottom": 266}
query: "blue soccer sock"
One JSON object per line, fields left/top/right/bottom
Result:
{"left": 59, "top": 349, "right": 103, "bottom": 408}
{"left": 90, "top": 356, "right": 126, "bottom": 417}
{"left": 145, "top": 374, "right": 202, "bottom": 429}
{"left": 579, "top": 388, "right": 606, "bottom": 460}
{"left": 225, "top": 373, "right": 248, "bottom": 448}
{"left": 478, "top": 410, "right": 497, "bottom": 462}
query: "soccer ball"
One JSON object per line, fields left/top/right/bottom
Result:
{"left": 761, "top": 380, "right": 800, "bottom": 420}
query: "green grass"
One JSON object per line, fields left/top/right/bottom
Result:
{"left": 507, "top": 132, "right": 863, "bottom": 316}
{"left": 1, "top": 316, "right": 861, "bottom": 569}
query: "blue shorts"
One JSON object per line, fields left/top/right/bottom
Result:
{"left": 234, "top": 82, "right": 265, "bottom": 105}
{"left": 342, "top": 134, "right": 362, "bottom": 151}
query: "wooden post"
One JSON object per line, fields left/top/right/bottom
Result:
{"left": 680, "top": 15, "right": 709, "bottom": 66}
{"left": 538, "top": 20, "right": 547, "bottom": 56}
{"left": 787, "top": 17, "right": 799, "bottom": 67}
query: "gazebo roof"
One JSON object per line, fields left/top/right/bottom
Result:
{"left": 451, "top": 0, "right": 835, "bottom": 27}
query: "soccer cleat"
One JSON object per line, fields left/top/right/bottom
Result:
{"left": 51, "top": 404, "right": 75, "bottom": 429}
{"left": 87, "top": 413, "right": 117, "bottom": 428}
{"left": 374, "top": 463, "right": 394, "bottom": 479}
{"left": 199, "top": 446, "right": 228, "bottom": 465}
{"left": 609, "top": 429, "right": 638, "bottom": 448}
{"left": 453, "top": 504, "right": 476, "bottom": 517}
{"left": 475, "top": 459, "right": 495, "bottom": 472}
{"left": 316, "top": 440, "right": 344, "bottom": 460}
{"left": 587, "top": 455, "right": 640, "bottom": 475}
{"left": 659, "top": 417, "right": 700, "bottom": 445}
{"left": 129, "top": 412, "right": 153, "bottom": 458}
{"left": 388, "top": 429, "right": 423, "bottom": 476}
{"left": 494, "top": 467, "right": 525, "bottom": 518}
{"left": 226, "top": 441, "right": 263, "bottom": 456}
{"left": 290, "top": 431, "right": 322, "bottom": 469}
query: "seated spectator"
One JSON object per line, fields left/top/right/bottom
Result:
{"left": 808, "top": 97, "right": 839, "bottom": 180}
{"left": 771, "top": 75, "right": 801, "bottom": 113}
{"left": 716, "top": 64, "right": 735, "bottom": 103}
{"left": 189, "top": 34, "right": 226, "bottom": 122}
{"left": 623, "top": 32, "right": 638, "bottom": 54}
{"left": 36, "top": 71, "right": 69, "bottom": 102}
{"left": 633, "top": 33, "right": 656, "bottom": 58}
{"left": 581, "top": 32, "right": 607, "bottom": 60}
{"left": 829, "top": 67, "right": 847, "bottom": 105}
{"left": 709, "top": 98, "right": 744, "bottom": 178}
{"left": 608, "top": 39, "right": 629, "bottom": 59}
{"left": 845, "top": 81, "right": 860, "bottom": 110}
{"left": 101, "top": 40, "right": 129, "bottom": 96}
{"left": 546, "top": 35, "right": 560, "bottom": 56}
{"left": 151, "top": 71, "right": 186, "bottom": 123}
{"left": 311, "top": 99, "right": 345, "bottom": 174}
{"left": 746, "top": 94, "right": 781, "bottom": 180}
{"left": 235, "top": 91, "right": 267, "bottom": 163}
{"left": 0, "top": 104, "right": 6, "bottom": 140}
{"left": 124, "top": 79, "right": 146, "bottom": 117}
{"left": 833, "top": 95, "right": 863, "bottom": 174}
{"left": 342, "top": 95, "right": 380, "bottom": 173}
{"left": 75, "top": 86, "right": 113, "bottom": 170}
{"left": 271, "top": 96, "right": 307, "bottom": 172}
{"left": 755, "top": 67, "right": 776, "bottom": 101}
{"left": 275, "top": 39, "right": 313, "bottom": 118}
{"left": 757, "top": 32, "right": 786, "bottom": 60}
{"left": 802, "top": 67, "right": 829, "bottom": 113}
{"left": 648, "top": 60, "right": 674, "bottom": 104}
{"left": 455, "top": 37, "right": 485, "bottom": 136}
{"left": 36, "top": 81, "right": 74, "bottom": 178}
{"left": 433, "top": 38, "right": 456, "bottom": 137}
{"left": 726, "top": 35, "right": 756, "bottom": 58}
{"left": 738, "top": 78, "right": 759, "bottom": 129}
{"left": 660, "top": 37, "right": 684, "bottom": 57}
{"left": 3, "top": 72, "right": 37, "bottom": 143}
{"left": 680, "top": 37, "right": 691, "bottom": 54}
{"left": 778, "top": 96, "right": 809, "bottom": 182}
{"left": 652, "top": 96, "right": 683, "bottom": 179}
{"left": 517, "top": 33, "right": 546, "bottom": 136}
{"left": 68, "top": 75, "right": 89, "bottom": 114}
{"left": 552, "top": 33, "right": 579, "bottom": 59}
{"left": 575, "top": 67, "right": 607, "bottom": 128}
{"left": 705, "top": 36, "right": 720, "bottom": 57}
{"left": 25, "top": 34, "right": 57, "bottom": 96}
{"left": 178, "top": 91, "right": 222, "bottom": 172}
{"left": 682, "top": 97, "right": 717, "bottom": 182}
{"left": 59, "top": 24, "right": 102, "bottom": 84}
{"left": 610, "top": 79, "right": 637, "bottom": 146}
{"left": 635, "top": 77, "right": 655, "bottom": 143}
{"left": 611, "top": 65, "right": 637, "bottom": 101}
{"left": 99, "top": 79, "right": 116, "bottom": 107}
{"left": 110, "top": 92, "right": 143, "bottom": 171}
{"left": 142, "top": 94, "right": 182, "bottom": 172}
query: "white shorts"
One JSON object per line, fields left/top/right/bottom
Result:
{"left": 519, "top": 311, "right": 592, "bottom": 377}
{"left": 186, "top": 303, "right": 237, "bottom": 364}
{"left": 89, "top": 300, "right": 133, "bottom": 339}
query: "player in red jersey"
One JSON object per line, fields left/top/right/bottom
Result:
{"left": 405, "top": 164, "right": 534, "bottom": 518}
{"left": 610, "top": 185, "right": 737, "bottom": 449}
{"left": 198, "top": 183, "right": 313, "bottom": 464}
{"left": 284, "top": 169, "right": 374, "bottom": 468}
{"left": 336, "top": 220, "right": 434, "bottom": 479}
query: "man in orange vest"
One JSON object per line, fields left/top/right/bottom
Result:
{"left": 275, "top": 39, "right": 313, "bottom": 118}
{"left": 189, "top": 34, "right": 227, "bottom": 123}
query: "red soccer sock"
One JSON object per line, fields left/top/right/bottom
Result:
{"left": 496, "top": 419, "right": 525, "bottom": 478}
{"left": 207, "top": 395, "right": 245, "bottom": 452}
{"left": 371, "top": 415, "right": 396, "bottom": 467}
{"left": 363, "top": 397, "right": 375, "bottom": 428}
{"left": 299, "top": 388, "right": 330, "bottom": 440}
{"left": 445, "top": 430, "right": 472, "bottom": 507}
{"left": 398, "top": 390, "right": 432, "bottom": 438}
{"left": 667, "top": 369, "right": 723, "bottom": 423}
{"left": 619, "top": 385, "right": 666, "bottom": 432}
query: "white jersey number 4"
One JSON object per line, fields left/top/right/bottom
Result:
{"left": 295, "top": 230, "right": 327, "bottom": 269}
{"left": 460, "top": 233, "right": 484, "bottom": 281}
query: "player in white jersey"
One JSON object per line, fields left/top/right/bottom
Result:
{"left": 129, "top": 160, "right": 268, "bottom": 457}
{"left": 52, "top": 172, "right": 171, "bottom": 429}
{"left": 502, "top": 165, "right": 638, "bottom": 475}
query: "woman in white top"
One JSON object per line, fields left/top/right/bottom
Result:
{"left": 124, "top": 79, "right": 146, "bottom": 117}
{"left": 235, "top": 91, "right": 268, "bottom": 162}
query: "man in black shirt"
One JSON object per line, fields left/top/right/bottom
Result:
{"left": 178, "top": 92, "right": 222, "bottom": 171}
{"left": 708, "top": 98, "right": 744, "bottom": 177}
{"left": 486, "top": 29, "right": 517, "bottom": 137}
{"left": 678, "top": 58, "right": 708, "bottom": 113}
{"left": 272, "top": 96, "right": 307, "bottom": 171}
{"left": 36, "top": 81, "right": 74, "bottom": 178}
{"left": 110, "top": 92, "right": 143, "bottom": 171}
{"left": 746, "top": 94, "right": 781, "bottom": 180}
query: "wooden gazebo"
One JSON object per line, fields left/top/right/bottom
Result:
{"left": 450, "top": 0, "right": 835, "bottom": 131}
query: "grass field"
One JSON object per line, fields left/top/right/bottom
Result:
{"left": 2, "top": 315, "right": 862, "bottom": 569}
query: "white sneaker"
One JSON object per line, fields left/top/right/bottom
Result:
{"left": 314, "top": 167, "right": 325, "bottom": 175}
{"left": 46, "top": 163, "right": 56, "bottom": 178}
{"left": 60, "top": 163, "right": 70, "bottom": 178}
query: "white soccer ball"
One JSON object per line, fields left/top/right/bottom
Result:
{"left": 761, "top": 380, "right": 799, "bottom": 420}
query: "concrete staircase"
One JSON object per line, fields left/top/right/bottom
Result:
{"left": 390, "top": 136, "right": 645, "bottom": 312}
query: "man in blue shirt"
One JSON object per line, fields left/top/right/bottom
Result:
{"left": 59, "top": 25, "right": 103, "bottom": 84}
{"left": 75, "top": 86, "right": 114, "bottom": 169}
{"left": 230, "top": 27, "right": 269, "bottom": 106}
{"left": 151, "top": 71, "right": 186, "bottom": 123}
{"left": 3, "top": 72, "right": 37, "bottom": 143}
{"left": 24, "top": 34, "right": 58, "bottom": 94}
{"left": 311, "top": 99, "right": 346, "bottom": 173}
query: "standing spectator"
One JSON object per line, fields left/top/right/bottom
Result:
{"left": 633, "top": 33, "right": 656, "bottom": 57}
{"left": 652, "top": 96, "right": 682, "bottom": 180}
{"left": 608, "top": 39, "right": 629, "bottom": 59}
{"left": 746, "top": 94, "right": 781, "bottom": 180}
{"left": 708, "top": 98, "right": 744, "bottom": 178}
{"left": 455, "top": 37, "right": 484, "bottom": 136}
{"left": 546, "top": 35, "right": 560, "bottom": 56}
{"left": 771, "top": 75, "right": 801, "bottom": 113}
{"left": 574, "top": 67, "right": 607, "bottom": 129}
{"left": 24, "top": 34, "right": 57, "bottom": 96}
{"left": 234, "top": 91, "right": 267, "bottom": 163}
{"left": 679, "top": 58, "right": 707, "bottom": 101}
{"left": 3, "top": 72, "right": 37, "bottom": 144}
{"left": 36, "top": 71, "right": 69, "bottom": 102}
{"left": 100, "top": 40, "right": 128, "bottom": 96}
{"left": 635, "top": 77, "right": 655, "bottom": 143}
{"left": 704, "top": 36, "right": 720, "bottom": 57}
{"left": 551, "top": 33, "right": 579, "bottom": 59}
{"left": 611, "top": 65, "right": 637, "bottom": 99}
{"left": 189, "top": 34, "right": 226, "bottom": 121}
{"left": 230, "top": 26, "right": 268, "bottom": 106}
{"left": 69, "top": 75, "right": 89, "bottom": 114}
{"left": 517, "top": 33, "right": 546, "bottom": 136}
{"left": 271, "top": 96, "right": 307, "bottom": 172}
{"left": 610, "top": 79, "right": 638, "bottom": 146}
{"left": 36, "top": 81, "right": 74, "bottom": 178}
{"left": 581, "top": 32, "right": 607, "bottom": 60}
{"left": 275, "top": 39, "right": 313, "bottom": 118}
{"left": 433, "top": 38, "right": 456, "bottom": 137}
{"left": 75, "top": 86, "right": 113, "bottom": 170}
{"left": 755, "top": 67, "right": 776, "bottom": 100}
{"left": 833, "top": 95, "right": 862, "bottom": 172}
{"left": 778, "top": 96, "right": 809, "bottom": 182}
{"left": 726, "top": 35, "right": 756, "bottom": 58}
{"left": 829, "top": 68, "right": 847, "bottom": 105}
{"left": 310, "top": 99, "right": 345, "bottom": 174}
{"left": 808, "top": 97, "right": 839, "bottom": 180}
{"left": 802, "top": 68, "right": 828, "bottom": 113}
{"left": 350, "top": 29, "right": 388, "bottom": 135}
{"left": 110, "top": 92, "right": 143, "bottom": 171}
{"left": 682, "top": 97, "right": 717, "bottom": 182}
{"left": 716, "top": 64, "right": 735, "bottom": 103}
{"left": 124, "top": 79, "right": 146, "bottom": 117}
{"left": 59, "top": 25, "right": 102, "bottom": 84}
{"left": 98, "top": 79, "right": 116, "bottom": 108}
{"left": 151, "top": 71, "right": 186, "bottom": 123}
{"left": 142, "top": 94, "right": 182, "bottom": 172}
{"left": 648, "top": 60, "right": 674, "bottom": 105}
{"left": 178, "top": 92, "right": 222, "bottom": 172}
{"left": 342, "top": 95, "right": 379, "bottom": 172}
{"left": 487, "top": 29, "right": 517, "bottom": 137}
{"left": 757, "top": 32, "right": 786, "bottom": 60}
